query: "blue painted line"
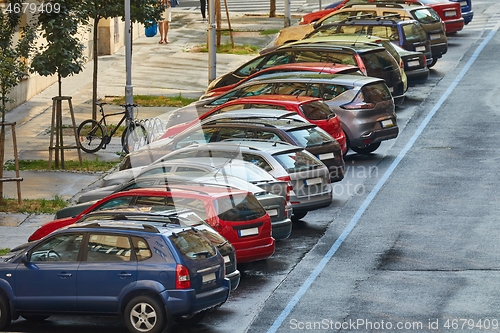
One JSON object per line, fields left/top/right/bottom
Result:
{"left": 266, "top": 21, "right": 500, "bottom": 333}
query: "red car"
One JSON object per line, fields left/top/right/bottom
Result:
{"left": 202, "top": 62, "right": 361, "bottom": 100}
{"left": 162, "top": 95, "right": 348, "bottom": 155}
{"left": 300, "top": 0, "right": 464, "bottom": 34}
{"left": 28, "top": 187, "right": 275, "bottom": 263}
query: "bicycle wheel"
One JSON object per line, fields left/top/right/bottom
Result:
{"left": 121, "top": 122, "right": 149, "bottom": 154}
{"left": 77, "top": 119, "right": 105, "bottom": 153}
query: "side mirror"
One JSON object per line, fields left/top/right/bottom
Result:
{"left": 21, "top": 252, "right": 30, "bottom": 264}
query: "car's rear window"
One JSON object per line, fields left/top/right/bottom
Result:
{"left": 361, "top": 82, "right": 393, "bottom": 103}
{"left": 360, "top": 50, "right": 398, "bottom": 72}
{"left": 401, "top": 22, "right": 428, "bottom": 42}
{"left": 411, "top": 8, "right": 441, "bottom": 24}
{"left": 215, "top": 193, "right": 267, "bottom": 222}
{"left": 273, "top": 150, "right": 324, "bottom": 173}
{"left": 300, "top": 101, "right": 336, "bottom": 120}
{"left": 169, "top": 229, "right": 217, "bottom": 260}
{"left": 287, "top": 127, "right": 335, "bottom": 148}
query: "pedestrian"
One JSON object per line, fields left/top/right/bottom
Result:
{"left": 159, "top": 0, "right": 171, "bottom": 44}
{"left": 200, "top": 0, "right": 206, "bottom": 22}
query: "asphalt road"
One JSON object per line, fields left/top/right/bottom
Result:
{"left": 4, "top": 1, "right": 500, "bottom": 332}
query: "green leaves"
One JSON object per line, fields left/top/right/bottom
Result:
{"left": 30, "top": 0, "right": 87, "bottom": 82}
{"left": 0, "top": 1, "right": 36, "bottom": 119}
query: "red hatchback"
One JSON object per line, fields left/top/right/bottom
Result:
{"left": 28, "top": 187, "right": 275, "bottom": 264}
{"left": 162, "top": 95, "right": 348, "bottom": 155}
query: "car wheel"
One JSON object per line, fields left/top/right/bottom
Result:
{"left": 175, "top": 310, "right": 207, "bottom": 326}
{"left": 428, "top": 57, "right": 438, "bottom": 68}
{"left": 21, "top": 314, "right": 50, "bottom": 322}
{"left": 0, "top": 294, "right": 11, "bottom": 331}
{"left": 124, "top": 296, "right": 166, "bottom": 333}
{"left": 292, "top": 212, "right": 307, "bottom": 222}
{"left": 350, "top": 142, "right": 381, "bottom": 154}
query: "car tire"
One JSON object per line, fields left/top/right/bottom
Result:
{"left": 0, "top": 294, "right": 11, "bottom": 331}
{"left": 175, "top": 310, "right": 207, "bottom": 326}
{"left": 292, "top": 212, "right": 307, "bottom": 222}
{"left": 428, "top": 57, "right": 438, "bottom": 68}
{"left": 350, "top": 142, "right": 381, "bottom": 154}
{"left": 21, "top": 314, "right": 51, "bottom": 322}
{"left": 124, "top": 296, "right": 166, "bottom": 333}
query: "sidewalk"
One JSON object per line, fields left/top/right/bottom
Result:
{"left": 0, "top": 10, "right": 291, "bottom": 249}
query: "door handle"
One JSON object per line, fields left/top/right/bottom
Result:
{"left": 117, "top": 272, "right": 132, "bottom": 278}
{"left": 58, "top": 272, "right": 72, "bottom": 278}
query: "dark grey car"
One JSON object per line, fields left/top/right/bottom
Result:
{"left": 165, "top": 73, "right": 398, "bottom": 154}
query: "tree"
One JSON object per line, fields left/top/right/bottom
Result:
{"left": 0, "top": 0, "right": 36, "bottom": 204}
{"left": 80, "top": 0, "right": 162, "bottom": 119}
{"left": 30, "top": 0, "right": 88, "bottom": 96}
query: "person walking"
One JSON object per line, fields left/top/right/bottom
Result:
{"left": 159, "top": 0, "right": 171, "bottom": 44}
{"left": 200, "top": 0, "right": 207, "bottom": 22}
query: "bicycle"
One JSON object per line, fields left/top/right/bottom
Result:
{"left": 77, "top": 102, "right": 149, "bottom": 154}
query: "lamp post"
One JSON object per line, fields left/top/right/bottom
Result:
{"left": 208, "top": 0, "right": 216, "bottom": 83}
{"left": 124, "top": 0, "right": 134, "bottom": 118}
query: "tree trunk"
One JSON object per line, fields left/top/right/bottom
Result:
{"left": 270, "top": 0, "right": 276, "bottom": 18}
{"left": 0, "top": 123, "right": 5, "bottom": 205}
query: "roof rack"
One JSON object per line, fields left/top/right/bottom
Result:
{"left": 343, "top": 2, "right": 407, "bottom": 9}
{"left": 72, "top": 222, "right": 161, "bottom": 233}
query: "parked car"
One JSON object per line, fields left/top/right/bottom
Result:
{"left": 300, "top": 0, "right": 464, "bottom": 34}
{"left": 0, "top": 220, "right": 230, "bottom": 332}
{"left": 205, "top": 42, "right": 405, "bottom": 104}
{"left": 449, "top": 0, "right": 473, "bottom": 25}
{"left": 26, "top": 208, "right": 241, "bottom": 290}
{"left": 200, "top": 109, "right": 345, "bottom": 181}
{"left": 201, "top": 62, "right": 362, "bottom": 100}
{"left": 30, "top": 187, "right": 276, "bottom": 264}
{"left": 293, "top": 35, "right": 428, "bottom": 85}
{"left": 162, "top": 73, "right": 398, "bottom": 154}
{"left": 312, "top": 3, "right": 447, "bottom": 66}
{"left": 59, "top": 173, "right": 292, "bottom": 241}
{"left": 163, "top": 95, "right": 348, "bottom": 155}
{"left": 71, "top": 162, "right": 293, "bottom": 241}
{"left": 304, "top": 18, "right": 433, "bottom": 67}
{"left": 121, "top": 142, "right": 333, "bottom": 221}
{"left": 148, "top": 109, "right": 344, "bottom": 181}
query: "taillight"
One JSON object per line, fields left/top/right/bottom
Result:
{"left": 277, "top": 175, "right": 292, "bottom": 203}
{"left": 341, "top": 92, "right": 375, "bottom": 110}
{"left": 176, "top": 264, "right": 191, "bottom": 289}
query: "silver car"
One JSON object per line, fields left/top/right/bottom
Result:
{"left": 138, "top": 142, "right": 333, "bottom": 221}
{"left": 163, "top": 73, "right": 398, "bottom": 154}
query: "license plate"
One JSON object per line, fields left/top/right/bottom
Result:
{"left": 444, "top": 10, "right": 457, "bottom": 17}
{"left": 305, "top": 177, "right": 322, "bottom": 186}
{"left": 381, "top": 119, "right": 394, "bottom": 128}
{"left": 407, "top": 60, "right": 420, "bottom": 67}
{"left": 415, "top": 46, "right": 426, "bottom": 52}
{"left": 430, "top": 33, "right": 441, "bottom": 40}
{"left": 318, "top": 152, "right": 334, "bottom": 160}
{"left": 202, "top": 272, "right": 216, "bottom": 284}
{"left": 223, "top": 255, "right": 230, "bottom": 263}
{"left": 266, "top": 209, "right": 278, "bottom": 217}
{"left": 239, "top": 227, "right": 259, "bottom": 237}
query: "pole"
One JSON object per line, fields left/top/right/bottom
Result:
{"left": 319, "top": 0, "right": 322, "bottom": 10}
{"left": 125, "top": 0, "right": 134, "bottom": 118}
{"left": 208, "top": 0, "right": 216, "bottom": 83}
{"left": 284, "top": 0, "right": 291, "bottom": 27}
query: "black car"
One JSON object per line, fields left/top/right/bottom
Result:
{"left": 306, "top": 17, "right": 433, "bottom": 67}
{"left": 206, "top": 42, "right": 405, "bottom": 105}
